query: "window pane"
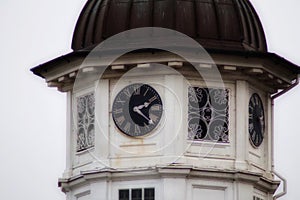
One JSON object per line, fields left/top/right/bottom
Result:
{"left": 132, "top": 189, "right": 142, "bottom": 200}
{"left": 119, "top": 189, "right": 129, "bottom": 200}
{"left": 144, "top": 188, "right": 155, "bottom": 200}
{"left": 188, "top": 87, "right": 229, "bottom": 143}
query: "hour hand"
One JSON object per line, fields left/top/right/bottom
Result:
{"left": 136, "top": 102, "right": 150, "bottom": 110}
{"left": 133, "top": 106, "right": 154, "bottom": 124}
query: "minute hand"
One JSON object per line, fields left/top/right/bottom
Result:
{"left": 133, "top": 106, "right": 154, "bottom": 124}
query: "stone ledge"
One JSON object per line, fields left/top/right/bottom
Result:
{"left": 58, "top": 165, "right": 279, "bottom": 194}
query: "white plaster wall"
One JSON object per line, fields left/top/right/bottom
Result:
{"left": 187, "top": 178, "right": 234, "bottom": 200}
{"left": 183, "top": 79, "right": 236, "bottom": 170}
{"left": 248, "top": 86, "right": 269, "bottom": 173}
{"left": 68, "top": 67, "right": 272, "bottom": 178}
{"left": 67, "top": 177, "right": 254, "bottom": 200}
{"left": 71, "top": 84, "right": 97, "bottom": 175}
{"left": 107, "top": 66, "right": 188, "bottom": 168}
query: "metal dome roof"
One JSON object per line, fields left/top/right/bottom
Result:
{"left": 72, "top": 0, "right": 267, "bottom": 52}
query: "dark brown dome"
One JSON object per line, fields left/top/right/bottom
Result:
{"left": 72, "top": 0, "right": 267, "bottom": 52}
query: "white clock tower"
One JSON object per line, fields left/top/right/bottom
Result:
{"left": 31, "top": 0, "right": 300, "bottom": 200}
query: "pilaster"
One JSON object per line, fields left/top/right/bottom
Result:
{"left": 235, "top": 80, "right": 249, "bottom": 170}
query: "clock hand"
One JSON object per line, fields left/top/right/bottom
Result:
{"left": 259, "top": 116, "right": 264, "bottom": 134}
{"left": 137, "top": 104, "right": 145, "bottom": 110}
{"left": 133, "top": 106, "right": 154, "bottom": 124}
{"left": 136, "top": 102, "right": 150, "bottom": 110}
{"left": 144, "top": 102, "right": 150, "bottom": 108}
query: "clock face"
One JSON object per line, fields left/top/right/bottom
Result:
{"left": 248, "top": 93, "right": 265, "bottom": 147}
{"left": 112, "top": 83, "right": 163, "bottom": 137}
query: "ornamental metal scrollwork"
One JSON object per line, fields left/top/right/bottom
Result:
{"left": 76, "top": 92, "right": 95, "bottom": 152}
{"left": 188, "top": 87, "right": 229, "bottom": 143}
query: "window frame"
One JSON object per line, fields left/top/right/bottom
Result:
{"left": 75, "top": 91, "right": 96, "bottom": 152}
{"left": 118, "top": 187, "right": 155, "bottom": 200}
{"left": 187, "top": 86, "right": 230, "bottom": 143}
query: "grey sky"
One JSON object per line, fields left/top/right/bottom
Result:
{"left": 0, "top": 0, "right": 299, "bottom": 200}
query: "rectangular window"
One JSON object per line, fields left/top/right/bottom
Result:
{"left": 76, "top": 92, "right": 95, "bottom": 152}
{"left": 119, "top": 188, "right": 155, "bottom": 200}
{"left": 188, "top": 87, "right": 229, "bottom": 142}
{"left": 144, "top": 188, "right": 155, "bottom": 200}
{"left": 119, "top": 189, "right": 129, "bottom": 200}
{"left": 132, "top": 189, "right": 142, "bottom": 200}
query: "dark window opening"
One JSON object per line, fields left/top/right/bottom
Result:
{"left": 119, "top": 188, "right": 155, "bottom": 200}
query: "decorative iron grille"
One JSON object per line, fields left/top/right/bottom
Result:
{"left": 76, "top": 92, "right": 95, "bottom": 152}
{"left": 188, "top": 87, "right": 229, "bottom": 142}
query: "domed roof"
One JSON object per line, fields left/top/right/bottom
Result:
{"left": 72, "top": 0, "right": 267, "bottom": 52}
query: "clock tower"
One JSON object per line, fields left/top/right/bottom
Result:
{"left": 31, "top": 0, "right": 300, "bottom": 200}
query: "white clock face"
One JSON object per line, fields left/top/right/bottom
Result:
{"left": 112, "top": 83, "right": 163, "bottom": 137}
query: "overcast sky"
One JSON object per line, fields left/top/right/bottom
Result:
{"left": 0, "top": 0, "right": 299, "bottom": 200}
